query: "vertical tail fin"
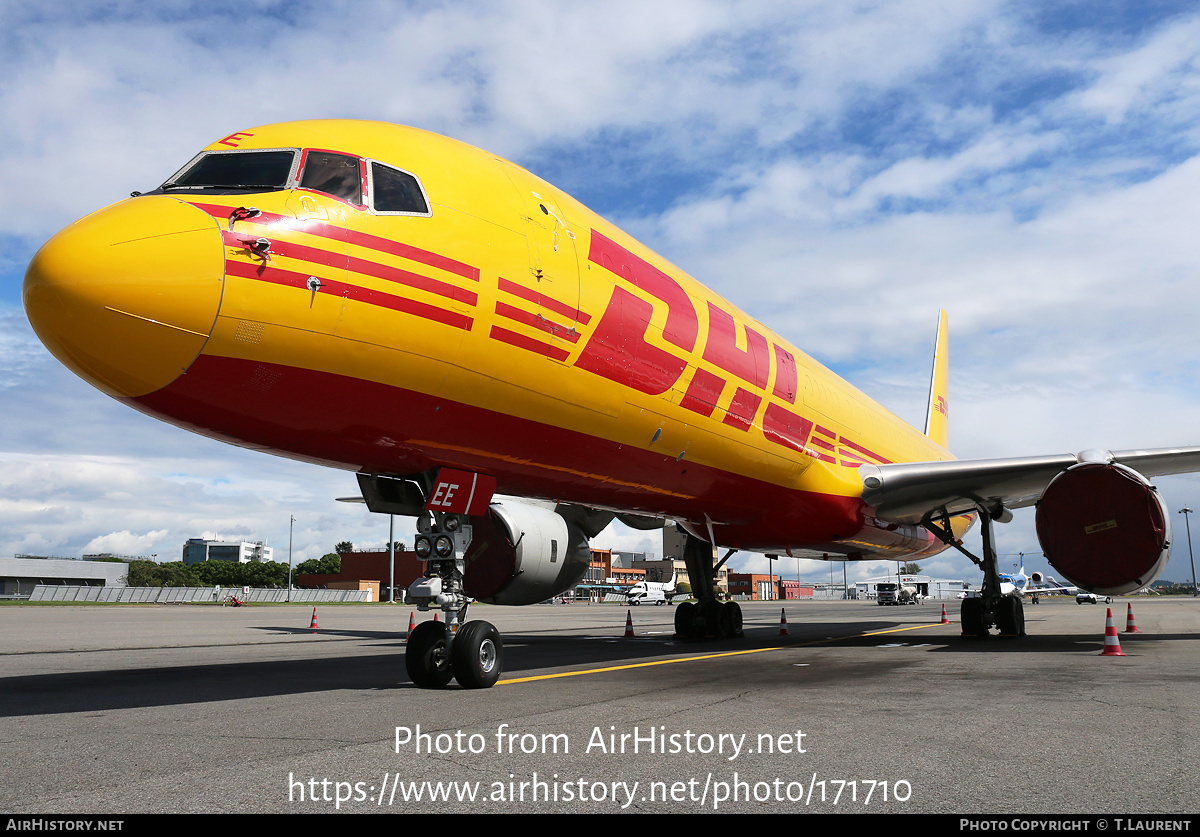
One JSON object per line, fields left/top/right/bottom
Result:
{"left": 924, "top": 309, "right": 950, "bottom": 450}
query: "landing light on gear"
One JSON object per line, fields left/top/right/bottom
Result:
{"left": 405, "top": 511, "right": 504, "bottom": 688}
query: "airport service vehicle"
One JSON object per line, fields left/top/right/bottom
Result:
{"left": 876, "top": 582, "right": 919, "bottom": 605}
{"left": 23, "top": 120, "right": 1200, "bottom": 688}
{"left": 1076, "top": 592, "right": 1113, "bottom": 605}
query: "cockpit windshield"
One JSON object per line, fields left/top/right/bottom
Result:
{"left": 299, "top": 151, "right": 364, "bottom": 206}
{"left": 162, "top": 150, "right": 297, "bottom": 193}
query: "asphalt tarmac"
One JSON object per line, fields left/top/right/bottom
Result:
{"left": 1, "top": 597, "right": 1198, "bottom": 814}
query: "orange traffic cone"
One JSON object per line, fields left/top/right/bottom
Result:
{"left": 778, "top": 608, "right": 789, "bottom": 636}
{"left": 1100, "top": 608, "right": 1126, "bottom": 656}
{"left": 940, "top": 604, "right": 950, "bottom": 624}
{"left": 433, "top": 613, "right": 439, "bottom": 621}
{"left": 1124, "top": 603, "right": 1142, "bottom": 634}
{"left": 406, "top": 611, "right": 416, "bottom": 643}
{"left": 623, "top": 609, "right": 635, "bottom": 638}
{"left": 309, "top": 607, "right": 320, "bottom": 632}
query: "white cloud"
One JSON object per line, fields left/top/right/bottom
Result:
{"left": 83, "top": 529, "right": 169, "bottom": 556}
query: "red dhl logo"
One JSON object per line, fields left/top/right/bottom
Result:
{"left": 573, "top": 231, "right": 889, "bottom": 468}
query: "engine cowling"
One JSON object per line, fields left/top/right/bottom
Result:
{"left": 1034, "top": 462, "right": 1170, "bottom": 596}
{"left": 462, "top": 500, "right": 591, "bottom": 605}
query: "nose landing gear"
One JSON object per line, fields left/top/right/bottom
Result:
{"left": 405, "top": 510, "right": 505, "bottom": 688}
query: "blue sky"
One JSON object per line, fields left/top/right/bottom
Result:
{"left": 4, "top": 1, "right": 1200, "bottom": 587}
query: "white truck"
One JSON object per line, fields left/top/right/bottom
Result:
{"left": 876, "top": 581, "right": 920, "bottom": 605}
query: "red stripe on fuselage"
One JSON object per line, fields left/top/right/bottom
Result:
{"left": 220, "top": 230, "right": 477, "bottom": 306}
{"left": 224, "top": 260, "right": 473, "bottom": 331}
{"left": 488, "top": 325, "right": 571, "bottom": 361}
{"left": 493, "top": 301, "right": 580, "bottom": 344}
{"left": 129, "top": 354, "right": 885, "bottom": 553}
{"left": 191, "top": 201, "right": 480, "bottom": 281}
{"left": 497, "top": 277, "right": 591, "bottom": 325}
{"left": 838, "top": 437, "right": 892, "bottom": 465}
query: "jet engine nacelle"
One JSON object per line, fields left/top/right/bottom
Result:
{"left": 462, "top": 500, "right": 592, "bottom": 605}
{"left": 1034, "top": 462, "right": 1170, "bottom": 596}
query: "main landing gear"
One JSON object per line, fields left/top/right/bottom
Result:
{"left": 675, "top": 533, "right": 744, "bottom": 640}
{"left": 404, "top": 511, "right": 504, "bottom": 689}
{"left": 926, "top": 504, "right": 1026, "bottom": 638}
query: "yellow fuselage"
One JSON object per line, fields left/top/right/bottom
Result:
{"left": 24, "top": 120, "right": 959, "bottom": 558}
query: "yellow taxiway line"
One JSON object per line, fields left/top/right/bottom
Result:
{"left": 496, "top": 622, "right": 949, "bottom": 685}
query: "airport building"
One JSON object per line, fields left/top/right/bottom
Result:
{"left": 727, "top": 572, "right": 782, "bottom": 600}
{"left": 0, "top": 555, "right": 129, "bottom": 596}
{"left": 296, "top": 547, "right": 424, "bottom": 602}
{"left": 182, "top": 539, "right": 274, "bottom": 565}
{"left": 857, "top": 574, "right": 971, "bottom": 600}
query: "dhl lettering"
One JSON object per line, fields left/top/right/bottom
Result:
{"left": 723, "top": 387, "right": 762, "bottom": 431}
{"left": 703, "top": 302, "right": 770, "bottom": 390}
{"left": 762, "top": 403, "right": 815, "bottom": 454}
{"left": 587, "top": 230, "right": 697, "bottom": 352}
{"left": 574, "top": 286, "right": 688, "bottom": 395}
{"left": 935, "top": 395, "right": 948, "bottom": 415}
{"left": 577, "top": 230, "right": 885, "bottom": 467}
{"left": 772, "top": 344, "right": 798, "bottom": 404}
{"left": 679, "top": 367, "right": 725, "bottom": 418}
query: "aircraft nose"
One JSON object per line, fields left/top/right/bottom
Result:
{"left": 23, "top": 196, "right": 225, "bottom": 398}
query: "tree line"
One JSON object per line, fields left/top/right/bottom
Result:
{"left": 125, "top": 552, "right": 344, "bottom": 588}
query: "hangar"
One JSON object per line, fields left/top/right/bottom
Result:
{"left": 0, "top": 556, "right": 128, "bottom": 597}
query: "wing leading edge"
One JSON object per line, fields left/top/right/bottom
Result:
{"left": 860, "top": 446, "right": 1200, "bottom": 525}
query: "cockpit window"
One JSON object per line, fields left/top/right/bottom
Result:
{"left": 163, "top": 150, "right": 297, "bottom": 192}
{"left": 299, "top": 151, "right": 364, "bottom": 206}
{"left": 369, "top": 161, "right": 431, "bottom": 216}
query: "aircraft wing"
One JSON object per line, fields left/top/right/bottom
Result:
{"left": 859, "top": 446, "right": 1200, "bottom": 525}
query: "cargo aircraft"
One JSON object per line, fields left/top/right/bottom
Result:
{"left": 23, "top": 120, "right": 1200, "bottom": 688}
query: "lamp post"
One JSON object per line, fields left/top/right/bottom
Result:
{"left": 1180, "top": 507, "right": 1196, "bottom": 597}
{"left": 287, "top": 514, "right": 295, "bottom": 603}
{"left": 387, "top": 513, "right": 395, "bottom": 603}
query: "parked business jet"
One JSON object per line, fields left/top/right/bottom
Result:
{"left": 625, "top": 571, "right": 678, "bottom": 607}
{"left": 23, "top": 120, "right": 1200, "bottom": 688}
{"left": 998, "top": 557, "right": 1077, "bottom": 603}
